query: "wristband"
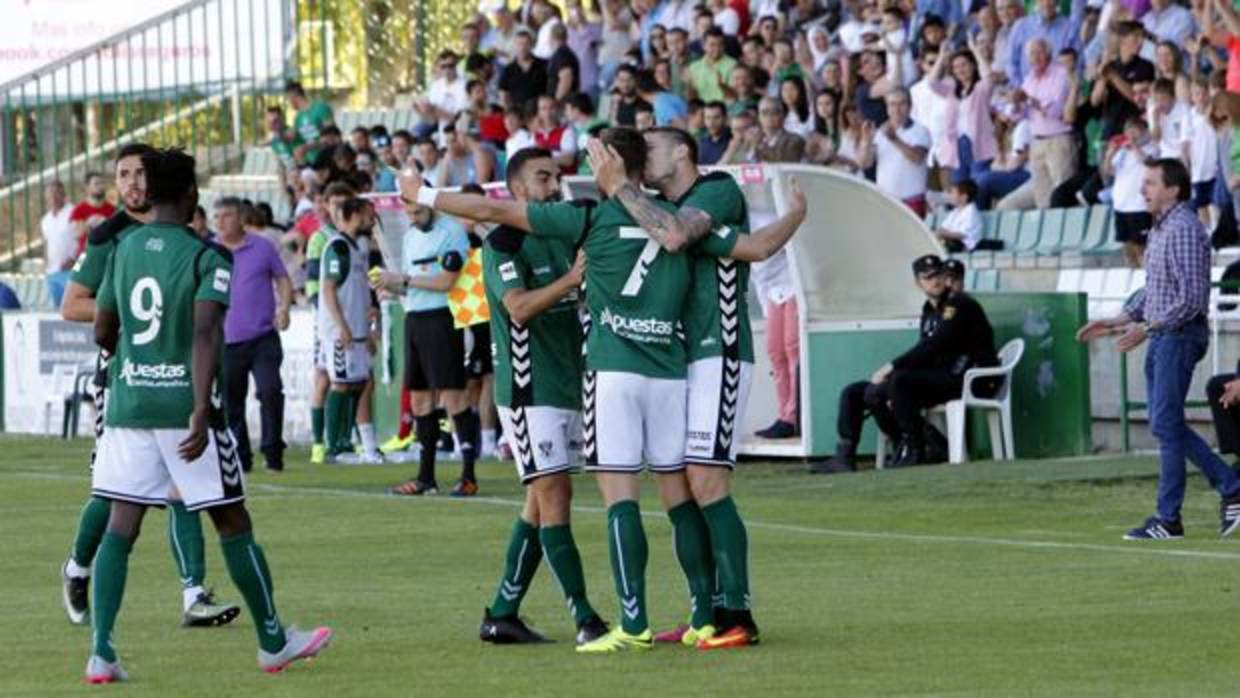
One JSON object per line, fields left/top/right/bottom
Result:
{"left": 416, "top": 186, "right": 440, "bottom": 208}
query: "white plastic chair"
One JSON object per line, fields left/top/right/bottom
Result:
{"left": 43, "top": 364, "right": 79, "bottom": 436}
{"left": 875, "top": 338, "right": 1025, "bottom": 467}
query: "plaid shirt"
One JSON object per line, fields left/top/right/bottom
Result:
{"left": 1123, "top": 202, "right": 1211, "bottom": 330}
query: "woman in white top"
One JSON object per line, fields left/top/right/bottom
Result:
{"left": 805, "top": 88, "right": 842, "bottom": 165}
{"left": 833, "top": 104, "right": 868, "bottom": 175}
{"left": 780, "top": 77, "right": 815, "bottom": 138}
{"left": 1155, "top": 40, "right": 1191, "bottom": 105}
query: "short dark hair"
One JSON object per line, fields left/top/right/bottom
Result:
{"left": 284, "top": 80, "right": 306, "bottom": 97}
{"left": 616, "top": 63, "right": 638, "bottom": 78}
{"left": 393, "top": 129, "right": 413, "bottom": 144}
{"left": 704, "top": 27, "right": 725, "bottom": 41}
{"left": 115, "top": 143, "right": 157, "bottom": 163}
{"left": 634, "top": 101, "right": 655, "bottom": 116}
{"left": 1151, "top": 157, "right": 1192, "bottom": 201}
{"left": 1153, "top": 78, "right": 1176, "bottom": 97}
{"left": 265, "top": 105, "right": 283, "bottom": 116}
{"left": 341, "top": 197, "right": 369, "bottom": 221}
{"left": 600, "top": 127, "right": 647, "bottom": 180}
{"left": 214, "top": 195, "right": 244, "bottom": 213}
{"left": 84, "top": 170, "right": 103, "bottom": 183}
{"left": 323, "top": 181, "right": 356, "bottom": 200}
{"left": 952, "top": 179, "right": 978, "bottom": 203}
{"left": 566, "top": 92, "right": 595, "bottom": 115}
{"left": 350, "top": 126, "right": 369, "bottom": 136}
{"left": 647, "top": 126, "right": 699, "bottom": 166}
{"left": 704, "top": 100, "right": 727, "bottom": 115}
{"left": 506, "top": 147, "right": 554, "bottom": 188}
{"left": 142, "top": 149, "right": 196, "bottom": 204}
{"left": 321, "top": 124, "right": 341, "bottom": 138}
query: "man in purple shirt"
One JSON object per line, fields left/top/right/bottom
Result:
{"left": 1078, "top": 159, "right": 1240, "bottom": 541}
{"left": 216, "top": 197, "right": 293, "bottom": 472}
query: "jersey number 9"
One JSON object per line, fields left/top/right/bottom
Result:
{"left": 130, "top": 276, "right": 164, "bottom": 346}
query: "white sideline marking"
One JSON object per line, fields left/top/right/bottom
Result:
{"left": 20, "top": 471, "right": 1240, "bottom": 562}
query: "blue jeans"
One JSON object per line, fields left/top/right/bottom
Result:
{"left": 975, "top": 168, "right": 1030, "bottom": 209}
{"left": 47, "top": 270, "right": 70, "bottom": 309}
{"left": 1145, "top": 322, "right": 1240, "bottom": 522}
{"left": 951, "top": 135, "right": 992, "bottom": 185}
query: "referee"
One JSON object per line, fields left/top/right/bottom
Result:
{"left": 374, "top": 190, "right": 478, "bottom": 496}
{"left": 1078, "top": 158, "right": 1240, "bottom": 540}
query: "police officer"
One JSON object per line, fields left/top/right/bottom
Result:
{"left": 811, "top": 255, "right": 998, "bottom": 473}
{"left": 943, "top": 258, "right": 965, "bottom": 293}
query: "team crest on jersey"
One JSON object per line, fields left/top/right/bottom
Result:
{"left": 499, "top": 261, "right": 518, "bottom": 282}
{"left": 538, "top": 440, "right": 554, "bottom": 458}
{"left": 213, "top": 268, "right": 231, "bottom": 293}
{"left": 144, "top": 238, "right": 165, "bottom": 252}
{"left": 943, "top": 306, "right": 956, "bottom": 320}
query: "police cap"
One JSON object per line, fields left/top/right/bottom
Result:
{"left": 943, "top": 258, "right": 965, "bottom": 278}
{"left": 911, "top": 254, "right": 944, "bottom": 277}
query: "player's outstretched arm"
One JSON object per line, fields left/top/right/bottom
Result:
{"left": 179, "top": 299, "right": 225, "bottom": 461}
{"left": 729, "top": 179, "right": 808, "bottom": 262}
{"left": 504, "top": 250, "right": 586, "bottom": 325}
{"left": 588, "top": 141, "right": 709, "bottom": 253}
{"left": 398, "top": 169, "right": 532, "bottom": 232}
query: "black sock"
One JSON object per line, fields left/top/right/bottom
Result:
{"left": 452, "top": 409, "right": 479, "bottom": 482}
{"left": 469, "top": 408, "right": 482, "bottom": 455}
{"left": 415, "top": 415, "right": 440, "bottom": 485}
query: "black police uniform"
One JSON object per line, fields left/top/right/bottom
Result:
{"left": 1208, "top": 364, "right": 1240, "bottom": 460}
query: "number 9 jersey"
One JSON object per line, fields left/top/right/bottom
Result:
{"left": 97, "top": 223, "right": 233, "bottom": 428}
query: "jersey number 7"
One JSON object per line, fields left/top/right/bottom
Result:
{"left": 619, "top": 226, "right": 659, "bottom": 297}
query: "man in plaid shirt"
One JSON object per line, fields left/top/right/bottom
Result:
{"left": 1078, "top": 158, "right": 1240, "bottom": 540}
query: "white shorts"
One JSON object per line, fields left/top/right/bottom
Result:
{"left": 498, "top": 405, "right": 581, "bottom": 484}
{"left": 92, "top": 425, "right": 246, "bottom": 511}
{"left": 320, "top": 339, "right": 372, "bottom": 384}
{"left": 685, "top": 357, "right": 754, "bottom": 468}
{"left": 584, "top": 370, "right": 687, "bottom": 473}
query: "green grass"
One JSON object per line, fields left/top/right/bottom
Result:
{"left": 6, "top": 436, "right": 1240, "bottom": 696}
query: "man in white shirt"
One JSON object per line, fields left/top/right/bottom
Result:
{"left": 416, "top": 51, "right": 469, "bottom": 136}
{"left": 41, "top": 179, "right": 74, "bottom": 308}
{"left": 861, "top": 88, "right": 933, "bottom": 216}
{"left": 910, "top": 49, "right": 950, "bottom": 169}
{"left": 1148, "top": 78, "right": 1190, "bottom": 160}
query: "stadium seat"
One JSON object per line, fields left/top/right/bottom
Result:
{"left": 1080, "top": 205, "right": 1111, "bottom": 250}
{"left": 1036, "top": 208, "right": 1066, "bottom": 252}
{"left": 1013, "top": 210, "right": 1043, "bottom": 252}
{"left": 1057, "top": 207, "right": 1088, "bottom": 251}
{"left": 994, "top": 211, "right": 1022, "bottom": 252}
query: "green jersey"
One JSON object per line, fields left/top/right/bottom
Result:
{"left": 70, "top": 211, "right": 140, "bottom": 295}
{"left": 97, "top": 223, "right": 232, "bottom": 428}
{"left": 270, "top": 130, "right": 305, "bottom": 168}
{"left": 527, "top": 198, "right": 690, "bottom": 379}
{"left": 483, "top": 225, "right": 583, "bottom": 410}
{"left": 305, "top": 227, "right": 331, "bottom": 300}
{"left": 294, "top": 100, "right": 334, "bottom": 161}
{"left": 678, "top": 173, "right": 752, "bottom": 363}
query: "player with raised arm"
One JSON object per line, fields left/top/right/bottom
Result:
{"left": 400, "top": 128, "right": 693, "bottom": 653}
{"left": 59, "top": 143, "right": 240, "bottom": 630}
{"left": 86, "top": 149, "right": 331, "bottom": 683}
{"left": 589, "top": 129, "right": 807, "bottom": 649}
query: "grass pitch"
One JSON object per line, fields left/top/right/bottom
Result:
{"left": 5, "top": 436, "right": 1240, "bottom": 696}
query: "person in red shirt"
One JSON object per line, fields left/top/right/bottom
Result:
{"left": 68, "top": 171, "right": 115, "bottom": 256}
{"left": 530, "top": 94, "right": 578, "bottom": 173}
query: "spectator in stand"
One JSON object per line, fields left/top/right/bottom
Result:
{"left": 564, "top": 93, "right": 605, "bottom": 168}
{"left": 1148, "top": 78, "right": 1191, "bottom": 162}
{"left": 991, "top": 0, "right": 1024, "bottom": 82}
{"left": 698, "top": 100, "right": 733, "bottom": 165}
{"left": 910, "top": 47, "right": 950, "bottom": 182}
{"left": 1154, "top": 40, "right": 1191, "bottom": 104}
{"left": 499, "top": 30, "right": 548, "bottom": 113}
{"left": 69, "top": 171, "right": 115, "bottom": 256}
{"left": 532, "top": 0, "right": 564, "bottom": 60}
{"left": 726, "top": 64, "right": 762, "bottom": 116}
{"left": 1102, "top": 117, "right": 1158, "bottom": 265}
{"left": 753, "top": 96, "right": 807, "bottom": 163}
{"left": 665, "top": 28, "right": 692, "bottom": 96}
{"left": 265, "top": 106, "right": 303, "bottom": 171}
{"left": 1013, "top": 38, "right": 1078, "bottom": 209}
{"left": 609, "top": 64, "right": 652, "bottom": 127}
{"left": 637, "top": 69, "right": 688, "bottom": 127}
{"left": 349, "top": 127, "right": 371, "bottom": 153}
{"left": 598, "top": 0, "right": 636, "bottom": 92}
{"left": 1143, "top": 0, "right": 1196, "bottom": 46}
{"left": 416, "top": 51, "right": 469, "bottom": 137}
{"left": 1006, "top": 0, "right": 1085, "bottom": 86}
{"left": 481, "top": 3, "right": 526, "bottom": 65}
{"left": 565, "top": 0, "right": 602, "bottom": 98}
{"left": 977, "top": 116, "right": 1032, "bottom": 209}
{"left": 215, "top": 198, "right": 292, "bottom": 473}
{"left": 780, "top": 77, "right": 815, "bottom": 138}
{"left": 391, "top": 130, "right": 413, "bottom": 169}
{"left": 930, "top": 40, "right": 998, "bottom": 185}
{"left": 1185, "top": 77, "right": 1220, "bottom": 228}
{"left": 709, "top": 0, "right": 740, "bottom": 35}
{"left": 547, "top": 23, "right": 581, "bottom": 101}
{"left": 720, "top": 108, "right": 759, "bottom": 164}
{"left": 286, "top": 80, "right": 334, "bottom": 165}
{"left": 860, "top": 89, "right": 933, "bottom": 216}
{"left": 831, "top": 104, "right": 868, "bottom": 174}
{"left": 1092, "top": 21, "right": 1155, "bottom": 141}
{"left": 504, "top": 101, "right": 537, "bottom": 158}
{"left": 688, "top": 28, "right": 737, "bottom": 103}
{"left": 854, "top": 50, "right": 898, "bottom": 126}
{"left": 531, "top": 94, "right": 579, "bottom": 172}
{"left": 934, "top": 179, "right": 987, "bottom": 252}
{"left": 633, "top": 102, "right": 656, "bottom": 130}
{"left": 41, "top": 180, "right": 74, "bottom": 308}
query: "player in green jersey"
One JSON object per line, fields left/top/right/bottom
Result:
{"left": 59, "top": 143, "right": 240, "bottom": 631}
{"left": 402, "top": 128, "right": 700, "bottom": 653}
{"left": 476, "top": 147, "right": 609, "bottom": 647}
{"left": 590, "top": 128, "right": 807, "bottom": 650}
{"left": 86, "top": 149, "right": 331, "bottom": 683}
{"left": 286, "top": 81, "right": 335, "bottom": 165}
{"left": 306, "top": 182, "right": 356, "bottom": 463}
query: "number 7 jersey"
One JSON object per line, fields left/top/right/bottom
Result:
{"left": 96, "top": 222, "right": 233, "bottom": 428}
{"left": 527, "top": 198, "right": 691, "bottom": 379}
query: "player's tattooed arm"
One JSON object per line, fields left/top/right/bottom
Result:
{"left": 611, "top": 182, "right": 713, "bottom": 253}
{"left": 93, "top": 308, "right": 119, "bottom": 353}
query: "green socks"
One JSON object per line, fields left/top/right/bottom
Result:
{"left": 168, "top": 502, "right": 206, "bottom": 589}
{"left": 311, "top": 406, "right": 325, "bottom": 446}
{"left": 668, "top": 501, "right": 716, "bottom": 628}
{"left": 702, "top": 497, "right": 750, "bottom": 611}
{"left": 220, "top": 532, "right": 287, "bottom": 653}
{"left": 72, "top": 496, "right": 111, "bottom": 568}
{"left": 488, "top": 518, "right": 543, "bottom": 618}
{"left": 91, "top": 532, "right": 132, "bottom": 662}
{"left": 540, "top": 524, "right": 597, "bottom": 625}
{"left": 606, "top": 500, "right": 649, "bottom": 634}
{"left": 324, "top": 391, "right": 351, "bottom": 454}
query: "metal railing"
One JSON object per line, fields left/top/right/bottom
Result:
{"left": 0, "top": 0, "right": 332, "bottom": 271}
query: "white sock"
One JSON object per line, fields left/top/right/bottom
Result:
{"left": 359, "top": 423, "right": 377, "bottom": 455}
{"left": 183, "top": 585, "right": 205, "bottom": 611}
{"left": 65, "top": 557, "right": 90, "bottom": 578}
{"left": 481, "top": 429, "right": 497, "bottom": 454}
